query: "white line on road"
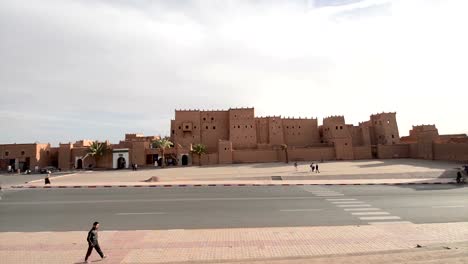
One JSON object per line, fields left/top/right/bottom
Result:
{"left": 369, "top": 221, "right": 413, "bottom": 225}
{"left": 359, "top": 216, "right": 401, "bottom": 221}
{"left": 432, "top": 205, "right": 465, "bottom": 208}
{"left": 280, "top": 209, "right": 323, "bottom": 212}
{"left": 336, "top": 204, "right": 372, "bottom": 207}
{"left": 331, "top": 201, "right": 366, "bottom": 204}
{"left": 326, "top": 199, "right": 357, "bottom": 201}
{"left": 315, "top": 194, "right": 345, "bottom": 197}
{"left": 344, "top": 208, "right": 381, "bottom": 211}
{"left": 351, "top": 212, "right": 390, "bottom": 216}
{"left": 116, "top": 212, "right": 167, "bottom": 215}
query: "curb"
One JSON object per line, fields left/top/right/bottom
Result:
{"left": 10, "top": 181, "right": 459, "bottom": 189}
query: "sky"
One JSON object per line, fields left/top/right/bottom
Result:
{"left": 1, "top": 0, "right": 467, "bottom": 145}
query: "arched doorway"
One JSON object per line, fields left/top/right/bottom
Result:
{"left": 182, "top": 155, "right": 188, "bottom": 166}
{"left": 77, "top": 159, "right": 83, "bottom": 169}
{"left": 117, "top": 157, "right": 126, "bottom": 169}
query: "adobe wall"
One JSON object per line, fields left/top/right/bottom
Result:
{"left": 282, "top": 118, "right": 320, "bottom": 147}
{"left": 129, "top": 141, "right": 147, "bottom": 166}
{"left": 173, "top": 110, "right": 202, "bottom": 149}
{"left": 334, "top": 139, "right": 354, "bottom": 160}
{"left": 201, "top": 111, "right": 229, "bottom": 152}
{"left": 288, "top": 147, "right": 335, "bottom": 161}
{"left": 218, "top": 140, "right": 233, "bottom": 164}
{"left": 268, "top": 117, "right": 285, "bottom": 145}
{"left": 370, "top": 113, "right": 400, "bottom": 145}
{"left": 58, "top": 144, "right": 72, "bottom": 170}
{"left": 229, "top": 108, "right": 257, "bottom": 149}
{"left": 353, "top": 146, "right": 372, "bottom": 160}
{"left": 433, "top": 143, "right": 468, "bottom": 162}
{"left": 0, "top": 143, "right": 48, "bottom": 170}
{"left": 255, "top": 118, "right": 269, "bottom": 144}
{"left": 232, "top": 149, "right": 279, "bottom": 163}
{"left": 193, "top": 153, "right": 219, "bottom": 165}
{"left": 377, "top": 144, "right": 410, "bottom": 159}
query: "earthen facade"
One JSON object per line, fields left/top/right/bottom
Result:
{"left": 1, "top": 107, "right": 467, "bottom": 171}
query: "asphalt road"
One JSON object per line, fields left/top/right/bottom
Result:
{"left": 0, "top": 184, "right": 467, "bottom": 232}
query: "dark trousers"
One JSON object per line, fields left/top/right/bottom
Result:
{"left": 85, "top": 243, "right": 104, "bottom": 260}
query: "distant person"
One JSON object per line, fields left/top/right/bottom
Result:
{"left": 294, "top": 162, "right": 298, "bottom": 171}
{"left": 7, "top": 165, "right": 11, "bottom": 173}
{"left": 134, "top": 164, "right": 138, "bottom": 171}
{"left": 131, "top": 163, "right": 135, "bottom": 171}
{"left": 44, "top": 171, "right": 51, "bottom": 185}
{"left": 310, "top": 163, "right": 315, "bottom": 172}
{"left": 85, "top": 221, "right": 107, "bottom": 263}
{"left": 315, "top": 164, "right": 320, "bottom": 173}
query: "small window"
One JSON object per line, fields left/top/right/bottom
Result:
{"left": 185, "top": 125, "right": 189, "bottom": 129}
{"left": 345, "top": 143, "right": 348, "bottom": 146}
{"left": 225, "top": 148, "right": 227, "bottom": 150}
{"left": 336, "top": 126, "right": 338, "bottom": 130}
{"left": 213, "top": 126, "right": 216, "bottom": 130}
{"left": 238, "top": 125, "right": 240, "bottom": 128}
{"left": 206, "top": 126, "right": 209, "bottom": 129}
{"left": 21, "top": 151, "right": 25, "bottom": 155}
{"left": 299, "top": 126, "right": 301, "bottom": 128}
{"left": 392, "top": 134, "right": 395, "bottom": 138}
{"left": 286, "top": 126, "right": 289, "bottom": 129}
{"left": 194, "top": 126, "right": 197, "bottom": 129}
{"left": 340, "top": 126, "right": 343, "bottom": 130}
{"left": 292, "top": 126, "right": 295, "bottom": 129}
{"left": 178, "top": 126, "right": 181, "bottom": 129}
{"left": 211, "top": 117, "right": 214, "bottom": 121}
{"left": 5, "top": 151, "right": 9, "bottom": 156}
{"left": 251, "top": 125, "right": 253, "bottom": 128}
{"left": 46, "top": 151, "right": 50, "bottom": 155}
{"left": 203, "top": 117, "right": 206, "bottom": 121}
{"left": 172, "top": 130, "right": 175, "bottom": 134}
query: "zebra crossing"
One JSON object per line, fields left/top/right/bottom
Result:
{"left": 300, "top": 186, "right": 412, "bottom": 225}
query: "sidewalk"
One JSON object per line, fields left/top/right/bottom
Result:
{"left": 10, "top": 159, "right": 461, "bottom": 188}
{"left": 1, "top": 222, "right": 468, "bottom": 263}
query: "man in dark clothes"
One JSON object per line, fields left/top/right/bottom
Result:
{"left": 315, "top": 164, "right": 320, "bottom": 173}
{"left": 85, "top": 221, "right": 107, "bottom": 263}
{"left": 44, "top": 171, "right": 51, "bottom": 185}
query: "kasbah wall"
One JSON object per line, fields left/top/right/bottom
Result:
{"left": 1, "top": 107, "right": 467, "bottom": 171}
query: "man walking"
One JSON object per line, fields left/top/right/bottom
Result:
{"left": 85, "top": 221, "right": 107, "bottom": 263}
{"left": 315, "top": 164, "right": 320, "bottom": 173}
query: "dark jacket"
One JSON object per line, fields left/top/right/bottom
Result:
{"left": 87, "top": 228, "right": 98, "bottom": 245}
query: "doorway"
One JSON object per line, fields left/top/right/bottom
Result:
{"left": 181, "top": 155, "right": 188, "bottom": 166}
{"left": 117, "top": 157, "right": 126, "bottom": 169}
{"left": 77, "top": 159, "right": 83, "bottom": 169}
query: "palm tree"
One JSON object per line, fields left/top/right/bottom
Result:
{"left": 83, "top": 141, "right": 110, "bottom": 167}
{"left": 191, "top": 143, "right": 207, "bottom": 166}
{"left": 152, "top": 138, "right": 173, "bottom": 167}
{"left": 280, "top": 144, "right": 289, "bottom": 164}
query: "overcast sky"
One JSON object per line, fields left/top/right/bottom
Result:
{"left": 1, "top": 0, "right": 467, "bottom": 145}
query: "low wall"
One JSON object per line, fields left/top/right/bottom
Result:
{"left": 232, "top": 150, "right": 279, "bottom": 163}
{"left": 193, "top": 153, "right": 219, "bottom": 165}
{"left": 288, "top": 147, "right": 335, "bottom": 161}
{"left": 434, "top": 143, "right": 468, "bottom": 162}
{"left": 377, "top": 144, "right": 410, "bottom": 159}
{"left": 353, "top": 146, "right": 372, "bottom": 160}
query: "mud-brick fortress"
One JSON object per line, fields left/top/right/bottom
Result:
{"left": 1, "top": 107, "right": 467, "bottom": 171}
{"left": 170, "top": 108, "right": 468, "bottom": 165}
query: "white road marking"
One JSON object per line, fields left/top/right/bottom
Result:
{"left": 369, "top": 221, "right": 413, "bottom": 225}
{"left": 116, "top": 212, "right": 167, "bottom": 215}
{"left": 432, "top": 205, "right": 465, "bottom": 208}
{"left": 351, "top": 212, "right": 390, "bottom": 216}
{"left": 359, "top": 216, "right": 401, "bottom": 221}
{"left": 315, "top": 194, "right": 345, "bottom": 197}
{"left": 344, "top": 208, "right": 381, "bottom": 211}
{"left": 326, "top": 198, "right": 357, "bottom": 201}
{"left": 336, "top": 204, "right": 372, "bottom": 207}
{"left": 331, "top": 201, "right": 366, "bottom": 204}
{"left": 280, "top": 209, "right": 323, "bottom": 212}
